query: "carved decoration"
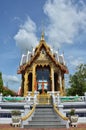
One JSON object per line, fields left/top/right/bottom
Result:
{"left": 18, "top": 36, "right": 68, "bottom": 96}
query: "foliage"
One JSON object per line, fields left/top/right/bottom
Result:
{"left": 0, "top": 72, "right": 3, "bottom": 93}
{"left": 3, "top": 88, "right": 16, "bottom": 96}
{"left": 11, "top": 110, "right": 21, "bottom": 116}
{"left": 67, "top": 64, "right": 86, "bottom": 96}
{"left": 69, "top": 109, "right": 75, "bottom": 116}
{"left": 0, "top": 72, "right": 16, "bottom": 96}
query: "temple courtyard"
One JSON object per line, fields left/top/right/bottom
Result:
{"left": 0, "top": 35, "right": 86, "bottom": 129}
{"left": 0, "top": 124, "right": 86, "bottom": 130}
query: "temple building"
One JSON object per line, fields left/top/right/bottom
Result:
{"left": 1, "top": 33, "right": 86, "bottom": 129}
{"left": 17, "top": 32, "right": 68, "bottom": 96}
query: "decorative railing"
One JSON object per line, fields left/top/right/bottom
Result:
{"left": 60, "top": 96, "right": 83, "bottom": 102}
{"left": 21, "top": 104, "right": 36, "bottom": 121}
{"left": 0, "top": 92, "right": 86, "bottom": 104}
{"left": 53, "top": 95, "right": 85, "bottom": 105}
{"left": 53, "top": 104, "right": 68, "bottom": 120}
{"left": 3, "top": 97, "right": 25, "bottom": 102}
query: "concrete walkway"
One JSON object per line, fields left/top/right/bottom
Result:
{"left": 0, "top": 124, "right": 86, "bottom": 130}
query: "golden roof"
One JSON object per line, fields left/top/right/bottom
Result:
{"left": 17, "top": 33, "right": 68, "bottom": 74}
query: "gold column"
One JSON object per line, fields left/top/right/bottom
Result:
{"left": 32, "top": 64, "right": 36, "bottom": 93}
{"left": 62, "top": 74, "right": 65, "bottom": 95}
{"left": 24, "top": 72, "right": 28, "bottom": 96}
{"left": 51, "top": 67, "right": 54, "bottom": 91}
{"left": 21, "top": 74, "right": 24, "bottom": 96}
{"left": 58, "top": 71, "right": 63, "bottom": 95}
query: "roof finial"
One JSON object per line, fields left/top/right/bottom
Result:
{"left": 41, "top": 31, "right": 44, "bottom": 40}
{"left": 41, "top": 21, "right": 45, "bottom": 40}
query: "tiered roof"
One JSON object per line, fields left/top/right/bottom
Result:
{"left": 17, "top": 33, "right": 68, "bottom": 74}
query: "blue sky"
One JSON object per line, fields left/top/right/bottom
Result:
{"left": 0, "top": 0, "right": 86, "bottom": 92}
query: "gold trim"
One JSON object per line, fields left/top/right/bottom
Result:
{"left": 24, "top": 72, "right": 28, "bottom": 96}
{"left": 18, "top": 35, "right": 68, "bottom": 96}
{"left": 54, "top": 104, "right": 68, "bottom": 120}
{"left": 32, "top": 64, "right": 36, "bottom": 93}
{"left": 37, "top": 94, "right": 51, "bottom": 104}
{"left": 18, "top": 38, "right": 68, "bottom": 74}
{"left": 21, "top": 104, "right": 36, "bottom": 121}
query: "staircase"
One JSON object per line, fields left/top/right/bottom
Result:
{"left": 24, "top": 104, "right": 66, "bottom": 128}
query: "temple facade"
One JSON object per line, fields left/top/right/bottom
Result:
{"left": 17, "top": 33, "right": 68, "bottom": 96}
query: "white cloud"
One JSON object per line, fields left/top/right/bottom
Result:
{"left": 44, "top": 0, "right": 86, "bottom": 48}
{"left": 2, "top": 74, "right": 20, "bottom": 84}
{"left": 67, "top": 55, "right": 84, "bottom": 73}
{"left": 14, "top": 17, "right": 38, "bottom": 52}
{"left": 14, "top": 0, "right": 86, "bottom": 52}
{"left": 11, "top": 16, "right": 22, "bottom": 23}
{"left": 71, "top": 57, "right": 84, "bottom": 67}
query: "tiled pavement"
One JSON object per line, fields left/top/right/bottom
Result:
{"left": 0, "top": 124, "right": 86, "bottom": 130}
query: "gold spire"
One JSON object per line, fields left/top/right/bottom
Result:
{"left": 41, "top": 21, "right": 45, "bottom": 41}
{"left": 41, "top": 31, "right": 45, "bottom": 40}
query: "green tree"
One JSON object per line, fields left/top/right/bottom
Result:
{"left": 3, "top": 89, "right": 16, "bottom": 96}
{"left": 0, "top": 72, "right": 3, "bottom": 93}
{"left": 67, "top": 64, "right": 86, "bottom": 96}
{"left": 0, "top": 72, "right": 16, "bottom": 96}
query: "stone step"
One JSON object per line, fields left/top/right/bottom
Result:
{"left": 24, "top": 124, "right": 66, "bottom": 128}
{"left": 32, "top": 117, "right": 60, "bottom": 122}
{"left": 35, "top": 111, "right": 55, "bottom": 115}
{"left": 36, "top": 104, "right": 53, "bottom": 108}
{"left": 34, "top": 111, "right": 57, "bottom": 114}
{"left": 35, "top": 109, "right": 54, "bottom": 111}
{"left": 33, "top": 114, "right": 57, "bottom": 118}
{"left": 24, "top": 104, "right": 67, "bottom": 128}
{"left": 29, "top": 121, "right": 64, "bottom": 125}
{"left": 35, "top": 109, "right": 54, "bottom": 112}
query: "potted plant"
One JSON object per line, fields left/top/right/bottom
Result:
{"left": 70, "top": 108, "right": 75, "bottom": 116}
{"left": 11, "top": 110, "right": 21, "bottom": 127}
{"left": 69, "top": 108, "right": 78, "bottom": 127}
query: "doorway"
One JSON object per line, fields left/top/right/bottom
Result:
{"left": 36, "top": 66, "right": 50, "bottom": 93}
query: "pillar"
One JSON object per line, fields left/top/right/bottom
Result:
{"left": 59, "top": 71, "right": 63, "bottom": 95}
{"left": 62, "top": 74, "right": 65, "bottom": 95}
{"left": 34, "top": 75, "right": 37, "bottom": 91}
{"left": 24, "top": 72, "right": 28, "bottom": 96}
{"left": 0, "top": 93, "right": 2, "bottom": 102}
{"left": 21, "top": 74, "right": 24, "bottom": 96}
{"left": 32, "top": 64, "right": 36, "bottom": 93}
{"left": 51, "top": 67, "right": 54, "bottom": 91}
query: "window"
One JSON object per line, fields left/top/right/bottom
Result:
{"left": 0, "top": 113, "right": 11, "bottom": 118}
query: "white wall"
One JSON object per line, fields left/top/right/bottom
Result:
{"left": 78, "top": 117, "right": 86, "bottom": 123}
{"left": 0, "top": 118, "right": 12, "bottom": 124}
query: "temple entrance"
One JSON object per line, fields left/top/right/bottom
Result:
{"left": 36, "top": 66, "right": 50, "bottom": 93}
{"left": 28, "top": 73, "right": 32, "bottom": 91}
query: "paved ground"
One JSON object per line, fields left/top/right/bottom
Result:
{"left": 0, "top": 124, "right": 86, "bottom": 130}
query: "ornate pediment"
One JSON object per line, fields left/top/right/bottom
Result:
{"left": 18, "top": 33, "right": 68, "bottom": 74}
{"left": 37, "top": 48, "right": 49, "bottom": 61}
